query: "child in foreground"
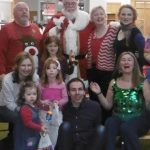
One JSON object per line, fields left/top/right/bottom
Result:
{"left": 15, "top": 81, "right": 46, "bottom": 150}
{"left": 39, "top": 58, "right": 68, "bottom": 148}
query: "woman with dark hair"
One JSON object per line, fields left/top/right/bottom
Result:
{"left": 90, "top": 52, "right": 150, "bottom": 150}
{"left": 114, "top": 4, "right": 146, "bottom": 70}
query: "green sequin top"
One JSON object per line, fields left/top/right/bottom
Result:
{"left": 112, "top": 80, "right": 144, "bottom": 120}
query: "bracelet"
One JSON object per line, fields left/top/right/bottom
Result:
{"left": 97, "top": 91, "right": 102, "bottom": 96}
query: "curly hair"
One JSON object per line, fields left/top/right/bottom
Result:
{"left": 17, "top": 81, "right": 40, "bottom": 106}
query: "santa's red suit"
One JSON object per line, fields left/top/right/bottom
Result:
{"left": 43, "top": 10, "right": 94, "bottom": 80}
{"left": 0, "top": 21, "right": 42, "bottom": 74}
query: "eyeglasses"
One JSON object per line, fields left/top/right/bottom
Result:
{"left": 63, "top": 2, "right": 77, "bottom": 7}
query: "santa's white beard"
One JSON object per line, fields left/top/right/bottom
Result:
{"left": 63, "top": 9, "right": 78, "bottom": 20}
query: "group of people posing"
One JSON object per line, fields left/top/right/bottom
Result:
{"left": 0, "top": 0, "right": 150, "bottom": 150}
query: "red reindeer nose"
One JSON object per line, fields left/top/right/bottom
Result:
{"left": 29, "top": 48, "right": 36, "bottom": 55}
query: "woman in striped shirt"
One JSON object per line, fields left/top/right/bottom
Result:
{"left": 86, "top": 6, "right": 118, "bottom": 124}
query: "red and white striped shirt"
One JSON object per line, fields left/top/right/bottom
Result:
{"left": 87, "top": 25, "right": 118, "bottom": 71}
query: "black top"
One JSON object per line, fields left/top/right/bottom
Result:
{"left": 62, "top": 98, "right": 101, "bottom": 144}
{"left": 114, "top": 27, "right": 146, "bottom": 69}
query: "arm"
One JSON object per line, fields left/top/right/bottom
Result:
{"left": 20, "top": 106, "right": 42, "bottom": 132}
{"left": 134, "top": 33, "right": 145, "bottom": 68}
{"left": 0, "top": 26, "right": 9, "bottom": 74}
{"left": 43, "top": 18, "right": 55, "bottom": 36}
{"left": 1, "top": 74, "right": 18, "bottom": 111}
{"left": 57, "top": 83, "right": 68, "bottom": 107}
{"left": 90, "top": 81, "right": 114, "bottom": 110}
{"left": 143, "top": 80, "right": 150, "bottom": 111}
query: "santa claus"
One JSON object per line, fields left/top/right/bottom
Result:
{"left": 43, "top": 0, "right": 94, "bottom": 82}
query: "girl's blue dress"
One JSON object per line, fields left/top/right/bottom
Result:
{"left": 14, "top": 104, "right": 40, "bottom": 150}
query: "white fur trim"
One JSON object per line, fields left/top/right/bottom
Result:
{"left": 48, "top": 10, "right": 90, "bottom": 80}
{"left": 68, "top": 10, "right": 90, "bottom": 31}
{"left": 64, "top": 10, "right": 89, "bottom": 79}
{"left": 109, "top": 21, "right": 120, "bottom": 28}
{"left": 53, "top": 16, "right": 65, "bottom": 29}
{"left": 64, "top": 10, "right": 89, "bottom": 55}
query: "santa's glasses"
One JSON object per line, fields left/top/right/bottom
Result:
{"left": 64, "top": 2, "right": 77, "bottom": 7}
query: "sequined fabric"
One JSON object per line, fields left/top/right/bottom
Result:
{"left": 112, "top": 80, "right": 144, "bottom": 120}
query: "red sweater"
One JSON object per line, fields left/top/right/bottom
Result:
{"left": 20, "top": 105, "right": 42, "bottom": 131}
{"left": 0, "top": 21, "right": 42, "bottom": 74}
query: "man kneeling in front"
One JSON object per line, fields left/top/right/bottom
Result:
{"left": 55, "top": 78, "right": 104, "bottom": 150}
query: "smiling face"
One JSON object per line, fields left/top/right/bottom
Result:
{"left": 46, "top": 42, "right": 59, "bottom": 56}
{"left": 119, "top": 54, "right": 134, "bottom": 74}
{"left": 63, "top": 0, "right": 78, "bottom": 13}
{"left": 24, "top": 87, "right": 37, "bottom": 105}
{"left": 91, "top": 7, "right": 106, "bottom": 26}
{"left": 68, "top": 81, "right": 85, "bottom": 107}
{"left": 13, "top": 2, "right": 30, "bottom": 26}
{"left": 18, "top": 58, "right": 33, "bottom": 79}
{"left": 118, "top": 7, "right": 135, "bottom": 25}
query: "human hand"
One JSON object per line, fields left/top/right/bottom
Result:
{"left": 69, "top": 50, "right": 78, "bottom": 65}
{"left": 69, "top": 50, "right": 75, "bottom": 62}
{"left": 90, "top": 82, "right": 101, "bottom": 95}
{"left": 53, "top": 100, "right": 59, "bottom": 105}
{"left": 41, "top": 125, "right": 47, "bottom": 132}
{"left": 41, "top": 100, "right": 52, "bottom": 105}
{"left": 0, "top": 74, "right": 5, "bottom": 80}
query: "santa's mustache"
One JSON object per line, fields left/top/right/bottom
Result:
{"left": 63, "top": 9, "right": 78, "bottom": 20}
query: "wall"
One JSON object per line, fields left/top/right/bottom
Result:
{"left": 107, "top": 0, "right": 131, "bottom": 4}
{"left": 0, "top": 0, "right": 132, "bottom": 23}
{"left": 0, "top": 0, "right": 13, "bottom": 22}
{"left": 89, "top": 0, "right": 106, "bottom": 12}
{"left": 14, "top": 0, "right": 38, "bottom": 11}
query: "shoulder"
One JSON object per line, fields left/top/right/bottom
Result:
{"left": 131, "top": 27, "right": 145, "bottom": 42}
{"left": 30, "top": 23, "right": 39, "bottom": 28}
{"left": 80, "top": 21, "right": 94, "bottom": 33}
{"left": 83, "top": 100, "right": 101, "bottom": 114}
{"left": 84, "top": 99, "right": 100, "bottom": 109}
{"left": 20, "top": 105, "right": 32, "bottom": 114}
{"left": 109, "top": 79, "right": 116, "bottom": 86}
{"left": 57, "top": 81, "right": 66, "bottom": 88}
{"left": 33, "top": 73, "right": 39, "bottom": 85}
{"left": 30, "top": 23, "right": 41, "bottom": 31}
{"left": 0, "top": 22, "right": 15, "bottom": 34}
{"left": 2, "top": 22, "right": 14, "bottom": 28}
{"left": 108, "top": 25, "right": 119, "bottom": 34}
{"left": 78, "top": 10, "right": 89, "bottom": 17}
{"left": 76, "top": 10, "right": 90, "bottom": 23}
{"left": 131, "top": 27, "right": 143, "bottom": 38}
{"left": 3, "top": 72, "right": 13, "bottom": 83}
{"left": 109, "top": 21, "right": 120, "bottom": 29}
{"left": 53, "top": 13, "right": 64, "bottom": 18}
{"left": 143, "top": 78, "right": 149, "bottom": 86}
{"left": 132, "top": 27, "right": 141, "bottom": 33}
{"left": 62, "top": 101, "right": 71, "bottom": 112}
{"left": 60, "top": 81, "right": 66, "bottom": 86}
{"left": 47, "top": 13, "right": 64, "bottom": 24}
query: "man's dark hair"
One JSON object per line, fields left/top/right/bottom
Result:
{"left": 67, "top": 78, "right": 86, "bottom": 91}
